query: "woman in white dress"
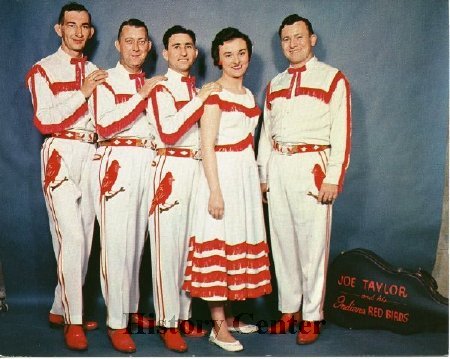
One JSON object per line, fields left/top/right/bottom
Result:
{"left": 183, "top": 27, "right": 272, "bottom": 352}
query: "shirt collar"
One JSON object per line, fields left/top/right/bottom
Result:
{"left": 166, "top": 67, "right": 190, "bottom": 81}
{"left": 115, "top": 61, "right": 144, "bottom": 76}
{"left": 287, "top": 56, "right": 317, "bottom": 72}
{"left": 57, "top": 46, "right": 85, "bottom": 62}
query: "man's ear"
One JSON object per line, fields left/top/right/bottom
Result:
{"left": 162, "top": 48, "right": 168, "bottom": 61}
{"left": 115, "top": 40, "right": 120, "bottom": 52}
{"left": 311, "top": 34, "right": 318, "bottom": 47}
{"left": 54, "top": 24, "right": 62, "bottom": 38}
{"left": 89, "top": 26, "right": 95, "bottom": 39}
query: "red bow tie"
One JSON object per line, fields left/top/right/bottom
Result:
{"left": 130, "top": 72, "right": 146, "bottom": 91}
{"left": 287, "top": 66, "right": 306, "bottom": 74}
{"left": 287, "top": 66, "right": 306, "bottom": 98}
{"left": 70, "top": 56, "right": 87, "bottom": 65}
{"left": 182, "top": 76, "right": 196, "bottom": 100}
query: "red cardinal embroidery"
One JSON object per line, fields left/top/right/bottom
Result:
{"left": 101, "top": 160, "right": 124, "bottom": 200}
{"left": 44, "top": 149, "right": 67, "bottom": 191}
{"left": 149, "top": 172, "right": 178, "bottom": 215}
{"left": 312, "top": 164, "right": 326, "bottom": 191}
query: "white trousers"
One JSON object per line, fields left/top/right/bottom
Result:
{"left": 148, "top": 155, "right": 199, "bottom": 328}
{"left": 91, "top": 145, "right": 153, "bottom": 329}
{"left": 41, "top": 138, "right": 96, "bottom": 325}
{"left": 267, "top": 149, "right": 332, "bottom": 321}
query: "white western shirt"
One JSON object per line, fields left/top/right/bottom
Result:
{"left": 257, "top": 57, "right": 351, "bottom": 190}
{"left": 26, "top": 47, "right": 98, "bottom": 135}
{"left": 148, "top": 68, "right": 204, "bottom": 149}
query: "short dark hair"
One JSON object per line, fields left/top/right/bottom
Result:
{"left": 163, "top": 25, "right": 196, "bottom": 50}
{"left": 278, "top": 14, "right": 314, "bottom": 37}
{"left": 58, "top": 2, "right": 91, "bottom": 25}
{"left": 211, "top": 27, "right": 252, "bottom": 69}
{"left": 117, "top": 18, "right": 148, "bottom": 40}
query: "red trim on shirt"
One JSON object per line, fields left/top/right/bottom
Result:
{"left": 266, "top": 70, "right": 348, "bottom": 105}
{"left": 33, "top": 102, "right": 88, "bottom": 135}
{"left": 101, "top": 82, "right": 133, "bottom": 104}
{"left": 206, "top": 94, "right": 261, "bottom": 118}
{"left": 93, "top": 87, "right": 98, "bottom": 126}
{"left": 264, "top": 70, "right": 351, "bottom": 191}
{"left": 96, "top": 82, "right": 147, "bottom": 138}
{"left": 336, "top": 73, "right": 352, "bottom": 192}
{"left": 265, "top": 82, "right": 272, "bottom": 110}
{"left": 150, "top": 84, "right": 204, "bottom": 145}
{"left": 175, "top": 100, "right": 189, "bottom": 111}
{"left": 26, "top": 64, "right": 88, "bottom": 134}
{"left": 26, "top": 64, "right": 81, "bottom": 94}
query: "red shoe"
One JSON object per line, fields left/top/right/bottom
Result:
{"left": 179, "top": 320, "right": 207, "bottom": 337}
{"left": 49, "top": 313, "right": 98, "bottom": 331}
{"left": 107, "top": 328, "right": 136, "bottom": 353}
{"left": 297, "top": 320, "right": 321, "bottom": 345}
{"left": 267, "top": 312, "right": 301, "bottom": 334}
{"left": 64, "top": 325, "right": 88, "bottom": 351}
{"left": 129, "top": 313, "right": 155, "bottom": 329}
{"left": 159, "top": 327, "right": 188, "bottom": 352}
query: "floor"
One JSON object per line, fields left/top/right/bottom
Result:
{"left": 1, "top": 233, "right": 448, "bottom": 357}
{"left": 0, "top": 295, "right": 448, "bottom": 357}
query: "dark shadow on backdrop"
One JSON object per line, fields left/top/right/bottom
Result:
{"left": 329, "top": 89, "right": 369, "bottom": 259}
{"left": 191, "top": 46, "right": 207, "bottom": 81}
{"left": 143, "top": 35, "right": 158, "bottom": 76}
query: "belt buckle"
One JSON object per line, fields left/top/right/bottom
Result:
{"left": 78, "top": 132, "right": 97, "bottom": 144}
{"left": 140, "top": 139, "right": 153, "bottom": 149}
{"left": 280, "top": 145, "right": 292, "bottom": 156}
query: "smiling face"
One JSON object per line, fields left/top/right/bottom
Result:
{"left": 54, "top": 10, "right": 94, "bottom": 57}
{"left": 218, "top": 38, "right": 249, "bottom": 79}
{"left": 115, "top": 25, "right": 151, "bottom": 73}
{"left": 280, "top": 20, "right": 317, "bottom": 68}
{"left": 163, "top": 33, "right": 198, "bottom": 76}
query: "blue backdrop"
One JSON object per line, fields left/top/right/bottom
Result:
{"left": 0, "top": 0, "right": 448, "bottom": 303}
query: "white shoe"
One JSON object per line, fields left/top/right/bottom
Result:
{"left": 209, "top": 330, "right": 244, "bottom": 352}
{"left": 228, "top": 323, "right": 258, "bottom": 334}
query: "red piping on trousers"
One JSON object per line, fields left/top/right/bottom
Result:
{"left": 152, "top": 155, "right": 167, "bottom": 323}
{"left": 42, "top": 139, "right": 71, "bottom": 323}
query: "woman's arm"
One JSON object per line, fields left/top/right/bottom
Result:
{"left": 200, "top": 103, "right": 223, "bottom": 219}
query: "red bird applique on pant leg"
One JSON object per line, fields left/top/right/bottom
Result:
{"left": 149, "top": 172, "right": 179, "bottom": 215}
{"left": 101, "top": 160, "right": 125, "bottom": 200}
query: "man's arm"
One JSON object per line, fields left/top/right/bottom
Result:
{"left": 318, "top": 72, "right": 351, "bottom": 203}
{"left": 150, "top": 82, "right": 221, "bottom": 145}
{"left": 27, "top": 65, "right": 87, "bottom": 134}
{"left": 257, "top": 83, "right": 273, "bottom": 203}
{"left": 96, "top": 76, "right": 164, "bottom": 139}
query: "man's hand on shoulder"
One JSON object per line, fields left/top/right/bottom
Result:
{"left": 197, "top": 82, "right": 222, "bottom": 102}
{"left": 138, "top": 75, "right": 167, "bottom": 99}
{"left": 81, "top": 69, "right": 108, "bottom": 98}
